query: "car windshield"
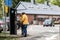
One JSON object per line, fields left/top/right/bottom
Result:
{"left": 44, "top": 19, "right": 51, "bottom": 23}
{"left": 0, "top": 19, "right": 3, "bottom": 21}
{"left": 0, "top": 19, "right": 3, "bottom": 23}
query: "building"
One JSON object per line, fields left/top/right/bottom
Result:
{"left": 16, "top": 1, "right": 60, "bottom": 25}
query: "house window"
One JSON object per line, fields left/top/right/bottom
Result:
{"left": 57, "top": 18, "right": 60, "bottom": 20}
{"left": 53, "top": 18, "right": 56, "bottom": 21}
{"left": 37, "top": 18, "right": 44, "bottom": 21}
{"left": 34, "top": 15, "right": 36, "bottom": 20}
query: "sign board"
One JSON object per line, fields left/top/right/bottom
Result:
{"left": 5, "top": 0, "right": 12, "bottom": 7}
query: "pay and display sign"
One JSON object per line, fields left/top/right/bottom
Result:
{"left": 4, "top": 0, "right": 12, "bottom": 7}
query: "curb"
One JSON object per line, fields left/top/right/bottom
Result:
{"left": 0, "top": 35, "right": 20, "bottom": 38}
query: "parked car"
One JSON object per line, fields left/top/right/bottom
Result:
{"left": 6, "top": 17, "right": 10, "bottom": 31}
{"left": 0, "top": 19, "right": 4, "bottom": 33}
{"left": 0, "top": 18, "right": 9, "bottom": 33}
{"left": 43, "top": 19, "right": 54, "bottom": 27}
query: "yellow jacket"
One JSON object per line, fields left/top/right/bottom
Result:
{"left": 21, "top": 14, "right": 29, "bottom": 24}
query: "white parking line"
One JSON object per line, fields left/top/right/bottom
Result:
{"left": 46, "top": 34, "right": 58, "bottom": 40}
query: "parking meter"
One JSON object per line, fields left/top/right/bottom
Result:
{"left": 10, "top": 8, "right": 17, "bottom": 35}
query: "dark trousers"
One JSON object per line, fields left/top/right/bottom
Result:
{"left": 17, "top": 21, "right": 20, "bottom": 29}
{"left": 7, "top": 22, "right": 10, "bottom": 31}
{"left": 22, "top": 24, "right": 27, "bottom": 37}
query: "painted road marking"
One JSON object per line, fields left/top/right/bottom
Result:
{"left": 46, "top": 34, "right": 58, "bottom": 40}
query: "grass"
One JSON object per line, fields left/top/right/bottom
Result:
{"left": 0, "top": 37, "right": 19, "bottom": 40}
{"left": 0, "top": 32, "right": 20, "bottom": 40}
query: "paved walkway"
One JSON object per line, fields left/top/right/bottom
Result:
{"left": 17, "top": 25, "right": 60, "bottom": 40}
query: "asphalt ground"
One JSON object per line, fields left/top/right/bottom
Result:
{"left": 17, "top": 25, "right": 60, "bottom": 40}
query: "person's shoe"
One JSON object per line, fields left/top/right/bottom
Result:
{"left": 24, "top": 34, "right": 27, "bottom": 37}
{"left": 21, "top": 33, "right": 23, "bottom": 35}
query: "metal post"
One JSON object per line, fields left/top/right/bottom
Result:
{"left": 2, "top": 0, "right": 7, "bottom": 33}
{"left": 10, "top": 8, "right": 17, "bottom": 35}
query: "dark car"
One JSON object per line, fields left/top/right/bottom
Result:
{"left": 0, "top": 26, "right": 3, "bottom": 33}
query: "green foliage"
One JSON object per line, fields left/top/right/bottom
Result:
{"left": 36, "top": 0, "right": 45, "bottom": 3}
{"left": 25, "top": 0, "right": 31, "bottom": 2}
{"left": 0, "top": 0, "right": 3, "bottom": 19}
{"left": 12, "top": 0, "right": 20, "bottom": 8}
{"left": 12, "top": 0, "right": 30, "bottom": 8}
{"left": 36, "top": 0, "right": 60, "bottom": 7}
{"left": 0, "top": 0, "right": 60, "bottom": 9}
{"left": 0, "top": 0, "right": 2, "bottom": 8}
{"left": 51, "top": 0, "right": 60, "bottom": 7}
{"left": 12, "top": 0, "right": 60, "bottom": 8}
{"left": 0, "top": 0, "right": 2, "bottom": 10}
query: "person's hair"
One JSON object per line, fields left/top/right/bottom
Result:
{"left": 22, "top": 12, "right": 25, "bottom": 15}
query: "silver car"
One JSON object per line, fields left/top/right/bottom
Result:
{"left": 43, "top": 19, "right": 54, "bottom": 27}
{"left": 0, "top": 18, "right": 9, "bottom": 33}
{"left": 0, "top": 19, "right": 4, "bottom": 33}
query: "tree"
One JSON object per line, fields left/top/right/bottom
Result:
{"left": 12, "top": 0, "right": 21, "bottom": 8}
{"left": 51, "top": 0, "right": 60, "bottom": 7}
{"left": 12, "top": 0, "right": 30, "bottom": 8}
{"left": 0, "top": 0, "right": 3, "bottom": 18}
{"left": 36, "top": 0, "right": 60, "bottom": 7}
{"left": 36, "top": 0, "right": 45, "bottom": 3}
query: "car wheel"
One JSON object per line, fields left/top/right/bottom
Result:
{"left": 0, "top": 31, "right": 2, "bottom": 33}
{"left": 0, "top": 29, "right": 2, "bottom": 33}
{"left": 43, "top": 25, "right": 45, "bottom": 27}
{"left": 53, "top": 25, "right": 55, "bottom": 27}
{"left": 50, "top": 24, "right": 52, "bottom": 26}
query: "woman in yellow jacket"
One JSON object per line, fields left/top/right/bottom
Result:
{"left": 21, "top": 12, "right": 29, "bottom": 37}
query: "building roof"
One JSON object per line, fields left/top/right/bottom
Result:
{"left": 16, "top": 2, "right": 60, "bottom": 15}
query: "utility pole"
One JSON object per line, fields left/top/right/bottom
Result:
{"left": 2, "top": 0, "right": 7, "bottom": 33}
{"left": 46, "top": 0, "right": 50, "bottom": 6}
